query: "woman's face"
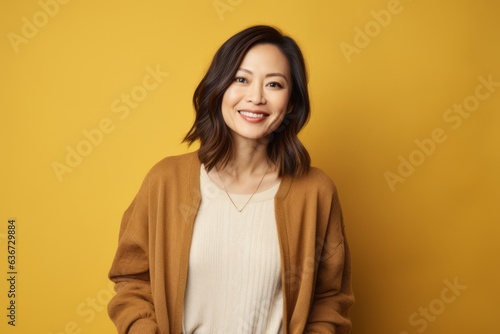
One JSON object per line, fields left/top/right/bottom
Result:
{"left": 221, "top": 43, "right": 291, "bottom": 143}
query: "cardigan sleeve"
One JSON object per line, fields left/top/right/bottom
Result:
{"left": 304, "top": 186, "right": 355, "bottom": 334}
{"left": 107, "top": 175, "right": 160, "bottom": 334}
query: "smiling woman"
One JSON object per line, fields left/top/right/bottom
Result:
{"left": 107, "top": 25, "right": 354, "bottom": 334}
{"left": 221, "top": 44, "right": 291, "bottom": 141}
{"left": 184, "top": 25, "right": 312, "bottom": 178}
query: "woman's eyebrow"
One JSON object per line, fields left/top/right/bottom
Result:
{"left": 238, "top": 68, "right": 289, "bottom": 82}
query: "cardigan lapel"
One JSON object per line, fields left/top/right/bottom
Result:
{"left": 274, "top": 174, "right": 293, "bottom": 334}
{"left": 173, "top": 152, "right": 201, "bottom": 334}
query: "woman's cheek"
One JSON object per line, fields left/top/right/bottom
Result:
{"left": 266, "top": 112, "right": 287, "bottom": 134}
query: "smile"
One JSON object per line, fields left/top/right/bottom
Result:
{"left": 238, "top": 110, "right": 268, "bottom": 118}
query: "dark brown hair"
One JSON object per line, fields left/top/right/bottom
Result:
{"left": 183, "top": 25, "right": 311, "bottom": 176}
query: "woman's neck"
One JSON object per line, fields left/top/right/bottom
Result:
{"left": 222, "top": 135, "right": 270, "bottom": 178}
{"left": 209, "top": 135, "right": 279, "bottom": 195}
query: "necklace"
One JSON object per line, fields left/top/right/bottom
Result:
{"left": 216, "top": 164, "right": 270, "bottom": 212}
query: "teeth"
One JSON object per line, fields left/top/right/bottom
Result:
{"left": 239, "top": 111, "right": 266, "bottom": 118}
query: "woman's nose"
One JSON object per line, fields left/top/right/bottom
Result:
{"left": 245, "top": 83, "right": 266, "bottom": 104}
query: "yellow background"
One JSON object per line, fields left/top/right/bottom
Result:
{"left": 1, "top": 0, "right": 499, "bottom": 333}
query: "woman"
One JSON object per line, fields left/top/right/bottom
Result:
{"left": 108, "top": 25, "right": 354, "bottom": 334}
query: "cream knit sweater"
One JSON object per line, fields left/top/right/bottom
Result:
{"left": 182, "top": 166, "right": 283, "bottom": 333}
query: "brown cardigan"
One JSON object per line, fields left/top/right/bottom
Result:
{"left": 108, "top": 151, "right": 354, "bottom": 333}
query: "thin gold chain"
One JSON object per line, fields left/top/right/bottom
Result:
{"left": 216, "top": 164, "right": 270, "bottom": 212}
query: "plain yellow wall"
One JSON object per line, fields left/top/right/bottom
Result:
{"left": 1, "top": 0, "right": 499, "bottom": 333}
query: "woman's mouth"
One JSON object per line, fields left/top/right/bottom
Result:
{"left": 238, "top": 110, "right": 269, "bottom": 123}
{"left": 239, "top": 111, "right": 266, "bottom": 118}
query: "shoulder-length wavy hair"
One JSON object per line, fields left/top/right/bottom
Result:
{"left": 183, "top": 25, "right": 311, "bottom": 176}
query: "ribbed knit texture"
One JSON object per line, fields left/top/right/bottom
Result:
{"left": 182, "top": 165, "right": 283, "bottom": 334}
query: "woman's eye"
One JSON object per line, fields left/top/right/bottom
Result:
{"left": 235, "top": 77, "right": 247, "bottom": 83}
{"left": 267, "top": 82, "right": 283, "bottom": 88}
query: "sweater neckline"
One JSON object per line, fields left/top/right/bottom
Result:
{"left": 200, "top": 164, "right": 280, "bottom": 203}
{"left": 185, "top": 151, "right": 294, "bottom": 202}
